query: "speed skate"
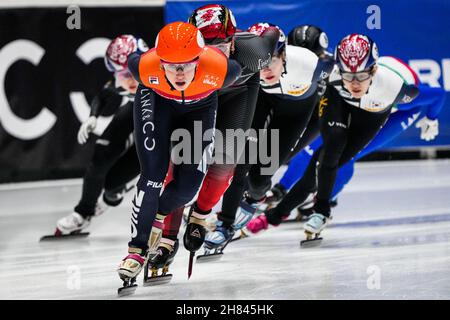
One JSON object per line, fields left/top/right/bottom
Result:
{"left": 117, "top": 276, "right": 138, "bottom": 297}
{"left": 300, "top": 231, "right": 323, "bottom": 248}
{"left": 142, "top": 239, "right": 179, "bottom": 285}
{"left": 196, "top": 229, "right": 249, "bottom": 262}
{"left": 39, "top": 230, "right": 90, "bottom": 241}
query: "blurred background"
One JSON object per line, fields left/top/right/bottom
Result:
{"left": 1, "top": 0, "right": 449, "bottom": 183}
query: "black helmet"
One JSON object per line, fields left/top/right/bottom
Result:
{"left": 288, "top": 25, "right": 329, "bottom": 56}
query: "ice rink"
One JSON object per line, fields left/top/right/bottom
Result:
{"left": 0, "top": 159, "right": 449, "bottom": 300}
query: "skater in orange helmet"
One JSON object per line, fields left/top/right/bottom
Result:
{"left": 117, "top": 21, "right": 241, "bottom": 296}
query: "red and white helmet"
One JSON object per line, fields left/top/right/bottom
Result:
{"left": 105, "top": 35, "right": 148, "bottom": 72}
{"left": 248, "top": 22, "right": 286, "bottom": 55}
{"left": 335, "top": 34, "right": 379, "bottom": 72}
{"left": 188, "top": 4, "right": 237, "bottom": 44}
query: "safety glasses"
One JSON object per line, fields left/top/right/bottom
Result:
{"left": 340, "top": 70, "right": 373, "bottom": 82}
{"left": 114, "top": 69, "right": 134, "bottom": 81}
{"left": 160, "top": 59, "right": 199, "bottom": 73}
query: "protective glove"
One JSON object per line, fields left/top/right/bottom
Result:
{"left": 415, "top": 117, "right": 439, "bottom": 141}
{"left": 77, "top": 116, "right": 97, "bottom": 144}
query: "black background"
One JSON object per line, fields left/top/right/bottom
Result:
{"left": 0, "top": 7, "right": 164, "bottom": 182}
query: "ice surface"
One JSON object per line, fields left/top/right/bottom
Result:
{"left": 0, "top": 160, "right": 449, "bottom": 299}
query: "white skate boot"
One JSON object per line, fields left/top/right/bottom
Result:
{"left": 41, "top": 212, "right": 90, "bottom": 239}
{"left": 197, "top": 220, "right": 235, "bottom": 263}
{"left": 40, "top": 212, "right": 91, "bottom": 241}
{"left": 301, "top": 213, "right": 331, "bottom": 248}
{"left": 56, "top": 212, "right": 91, "bottom": 234}
{"left": 94, "top": 195, "right": 110, "bottom": 216}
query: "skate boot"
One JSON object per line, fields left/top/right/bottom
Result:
{"left": 231, "top": 198, "right": 261, "bottom": 239}
{"left": 117, "top": 248, "right": 148, "bottom": 296}
{"left": 183, "top": 205, "right": 210, "bottom": 278}
{"left": 144, "top": 238, "right": 179, "bottom": 286}
{"left": 246, "top": 208, "right": 289, "bottom": 234}
{"left": 234, "top": 194, "right": 266, "bottom": 231}
{"left": 197, "top": 221, "right": 235, "bottom": 263}
{"left": 94, "top": 195, "right": 110, "bottom": 217}
{"left": 41, "top": 212, "right": 91, "bottom": 241}
{"left": 301, "top": 213, "right": 331, "bottom": 248}
{"left": 241, "top": 194, "right": 266, "bottom": 216}
{"left": 148, "top": 214, "right": 165, "bottom": 254}
{"left": 95, "top": 189, "right": 125, "bottom": 217}
{"left": 265, "top": 183, "right": 287, "bottom": 208}
{"left": 206, "top": 211, "right": 219, "bottom": 231}
{"left": 103, "top": 188, "right": 125, "bottom": 207}
{"left": 182, "top": 207, "right": 189, "bottom": 226}
{"left": 183, "top": 205, "right": 209, "bottom": 253}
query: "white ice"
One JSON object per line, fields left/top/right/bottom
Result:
{"left": 0, "top": 159, "right": 449, "bottom": 300}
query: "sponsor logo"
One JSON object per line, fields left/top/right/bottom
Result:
{"left": 317, "top": 80, "right": 327, "bottom": 96}
{"left": 287, "top": 89, "right": 307, "bottom": 95}
{"left": 362, "top": 100, "right": 386, "bottom": 112}
{"left": 287, "top": 84, "right": 310, "bottom": 96}
{"left": 203, "top": 74, "right": 219, "bottom": 87}
{"left": 146, "top": 180, "right": 163, "bottom": 188}
{"left": 139, "top": 88, "right": 156, "bottom": 151}
{"left": 131, "top": 190, "right": 145, "bottom": 239}
{"left": 401, "top": 111, "right": 421, "bottom": 130}
{"left": 402, "top": 95, "right": 412, "bottom": 103}
{"left": 190, "top": 228, "right": 202, "bottom": 238}
{"left": 319, "top": 96, "right": 328, "bottom": 117}
{"left": 148, "top": 76, "right": 159, "bottom": 84}
{"left": 305, "top": 145, "right": 315, "bottom": 156}
{"left": 258, "top": 53, "right": 272, "bottom": 70}
{"left": 328, "top": 121, "right": 347, "bottom": 128}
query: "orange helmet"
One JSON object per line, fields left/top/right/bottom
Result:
{"left": 155, "top": 21, "right": 206, "bottom": 63}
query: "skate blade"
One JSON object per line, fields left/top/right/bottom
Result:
{"left": 39, "top": 232, "right": 90, "bottom": 242}
{"left": 230, "top": 229, "right": 249, "bottom": 243}
{"left": 117, "top": 284, "right": 138, "bottom": 297}
{"left": 143, "top": 274, "right": 173, "bottom": 286}
{"left": 281, "top": 219, "right": 300, "bottom": 224}
{"left": 300, "top": 237, "right": 323, "bottom": 248}
{"left": 230, "top": 235, "right": 248, "bottom": 242}
{"left": 196, "top": 252, "right": 223, "bottom": 263}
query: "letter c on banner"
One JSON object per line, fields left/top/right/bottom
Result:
{"left": 0, "top": 40, "right": 57, "bottom": 140}
{"left": 69, "top": 37, "right": 112, "bottom": 135}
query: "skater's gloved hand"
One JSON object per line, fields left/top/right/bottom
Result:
{"left": 415, "top": 117, "right": 439, "bottom": 141}
{"left": 77, "top": 116, "right": 97, "bottom": 144}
